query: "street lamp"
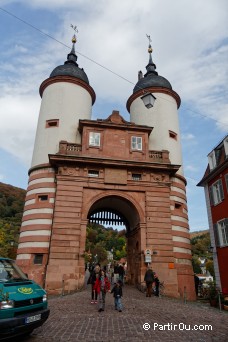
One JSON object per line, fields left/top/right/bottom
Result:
{"left": 141, "top": 93, "right": 156, "bottom": 109}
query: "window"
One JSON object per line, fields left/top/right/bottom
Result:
{"left": 208, "top": 151, "right": 216, "bottom": 171}
{"left": 132, "top": 173, "right": 142, "bottom": 181}
{"left": 46, "top": 119, "right": 59, "bottom": 128}
{"left": 38, "top": 195, "right": 48, "bottom": 202}
{"left": 225, "top": 174, "right": 228, "bottom": 193}
{"left": 34, "top": 254, "right": 43, "bottom": 265}
{"left": 174, "top": 202, "right": 182, "bottom": 210}
{"left": 131, "top": 136, "right": 142, "bottom": 150}
{"left": 169, "top": 130, "right": 177, "bottom": 140}
{"left": 209, "top": 179, "right": 224, "bottom": 205}
{"left": 89, "top": 132, "right": 100, "bottom": 147}
{"left": 216, "top": 219, "right": 228, "bottom": 247}
{"left": 224, "top": 137, "right": 228, "bottom": 157}
{"left": 88, "top": 170, "right": 99, "bottom": 177}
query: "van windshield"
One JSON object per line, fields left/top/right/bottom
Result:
{"left": 0, "top": 259, "right": 28, "bottom": 283}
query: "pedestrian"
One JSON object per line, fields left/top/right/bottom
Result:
{"left": 118, "top": 263, "right": 125, "bottom": 285}
{"left": 154, "top": 272, "right": 160, "bottom": 297}
{"left": 194, "top": 274, "right": 200, "bottom": 297}
{"left": 109, "top": 264, "right": 114, "bottom": 284}
{"left": 113, "top": 262, "right": 119, "bottom": 284}
{"left": 111, "top": 280, "right": 123, "bottom": 312}
{"left": 94, "top": 269, "right": 111, "bottom": 312}
{"left": 88, "top": 263, "right": 100, "bottom": 304}
{"left": 144, "top": 266, "right": 155, "bottom": 297}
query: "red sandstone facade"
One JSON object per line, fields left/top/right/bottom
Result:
{"left": 17, "top": 110, "right": 195, "bottom": 299}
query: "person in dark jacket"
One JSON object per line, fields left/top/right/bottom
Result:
{"left": 88, "top": 263, "right": 100, "bottom": 304}
{"left": 144, "top": 266, "right": 155, "bottom": 297}
{"left": 111, "top": 280, "right": 123, "bottom": 312}
{"left": 154, "top": 272, "right": 160, "bottom": 297}
{"left": 118, "top": 263, "right": 125, "bottom": 284}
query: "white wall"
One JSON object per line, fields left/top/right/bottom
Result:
{"left": 129, "top": 92, "right": 183, "bottom": 175}
{"left": 31, "top": 82, "right": 93, "bottom": 167}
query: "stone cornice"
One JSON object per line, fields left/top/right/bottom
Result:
{"left": 126, "top": 86, "right": 181, "bottom": 112}
{"left": 39, "top": 76, "right": 96, "bottom": 105}
{"left": 49, "top": 153, "right": 180, "bottom": 174}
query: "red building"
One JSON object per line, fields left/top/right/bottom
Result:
{"left": 198, "top": 135, "right": 228, "bottom": 295}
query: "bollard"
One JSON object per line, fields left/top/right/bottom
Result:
{"left": 61, "top": 279, "right": 65, "bottom": 296}
{"left": 218, "top": 290, "right": 222, "bottom": 312}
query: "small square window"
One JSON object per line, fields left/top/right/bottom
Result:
{"left": 38, "top": 195, "right": 48, "bottom": 202}
{"left": 131, "top": 136, "right": 142, "bottom": 150}
{"left": 34, "top": 254, "right": 43, "bottom": 265}
{"left": 175, "top": 202, "right": 182, "bottom": 210}
{"left": 132, "top": 173, "right": 142, "bottom": 181}
{"left": 46, "top": 119, "right": 59, "bottom": 128}
{"left": 88, "top": 170, "right": 99, "bottom": 177}
{"left": 169, "top": 131, "right": 177, "bottom": 140}
{"left": 89, "top": 132, "right": 100, "bottom": 147}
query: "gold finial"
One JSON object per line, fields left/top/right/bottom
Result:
{"left": 72, "top": 34, "right": 77, "bottom": 43}
{"left": 146, "top": 34, "right": 153, "bottom": 53}
{"left": 70, "top": 24, "right": 78, "bottom": 43}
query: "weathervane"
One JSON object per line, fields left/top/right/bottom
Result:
{"left": 146, "top": 34, "right": 153, "bottom": 53}
{"left": 146, "top": 34, "right": 152, "bottom": 44}
{"left": 71, "top": 24, "right": 78, "bottom": 33}
{"left": 70, "top": 24, "right": 78, "bottom": 43}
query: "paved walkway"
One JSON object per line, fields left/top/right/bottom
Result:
{"left": 20, "top": 284, "right": 228, "bottom": 342}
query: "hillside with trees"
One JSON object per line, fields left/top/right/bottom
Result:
{"left": 190, "top": 230, "right": 214, "bottom": 277}
{"left": 0, "top": 182, "right": 26, "bottom": 258}
{"left": 85, "top": 223, "right": 126, "bottom": 265}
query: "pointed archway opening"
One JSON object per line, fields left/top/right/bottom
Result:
{"left": 86, "top": 195, "right": 143, "bottom": 285}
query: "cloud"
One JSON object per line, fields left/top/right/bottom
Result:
{"left": 185, "top": 165, "right": 198, "bottom": 172}
{"left": 0, "top": 0, "right": 227, "bottom": 170}
{"left": 0, "top": 95, "right": 39, "bottom": 166}
{"left": 182, "top": 133, "right": 195, "bottom": 141}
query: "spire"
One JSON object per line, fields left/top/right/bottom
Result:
{"left": 144, "top": 35, "right": 158, "bottom": 77}
{"left": 65, "top": 34, "right": 78, "bottom": 66}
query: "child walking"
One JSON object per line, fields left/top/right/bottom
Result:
{"left": 94, "top": 269, "right": 110, "bottom": 312}
{"left": 111, "top": 280, "right": 123, "bottom": 312}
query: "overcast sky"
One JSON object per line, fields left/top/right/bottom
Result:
{"left": 0, "top": 0, "right": 227, "bottom": 232}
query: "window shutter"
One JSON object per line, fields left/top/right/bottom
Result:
{"left": 225, "top": 219, "right": 228, "bottom": 243}
{"left": 225, "top": 174, "right": 228, "bottom": 193}
{"left": 218, "top": 179, "right": 224, "bottom": 200}
{"left": 213, "top": 223, "right": 220, "bottom": 247}
{"left": 209, "top": 186, "right": 214, "bottom": 206}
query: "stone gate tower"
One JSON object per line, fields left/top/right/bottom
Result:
{"left": 17, "top": 36, "right": 195, "bottom": 300}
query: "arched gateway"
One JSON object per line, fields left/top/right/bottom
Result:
{"left": 17, "top": 35, "right": 196, "bottom": 300}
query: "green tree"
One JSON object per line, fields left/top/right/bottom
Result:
{"left": 192, "top": 255, "right": 202, "bottom": 274}
{"left": 206, "top": 259, "right": 215, "bottom": 278}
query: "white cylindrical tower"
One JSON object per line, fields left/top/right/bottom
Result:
{"left": 126, "top": 42, "right": 183, "bottom": 175}
{"left": 17, "top": 36, "right": 95, "bottom": 284}
{"left": 32, "top": 35, "right": 96, "bottom": 167}
{"left": 126, "top": 40, "right": 195, "bottom": 299}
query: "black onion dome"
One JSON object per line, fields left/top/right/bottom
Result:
{"left": 133, "top": 41, "right": 172, "bottom": 93}
{"left": 50, "top": 36, "right": 89, "bottom": 84}
{"left": 133, "top": 74, "right": 172, "bottom": 93}
{"left": 50, "top": 65, "right": 89, "bottom": 84}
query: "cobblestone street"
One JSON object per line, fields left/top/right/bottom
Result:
{"left": 18, "top": 284, "right": 228, "bottom": 342}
